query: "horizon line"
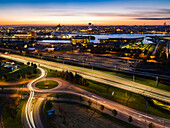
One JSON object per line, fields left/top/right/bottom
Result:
{"left": 0, "top": 24, "right": 169, "bottom": 26}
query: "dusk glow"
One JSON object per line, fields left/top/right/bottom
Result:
{"left": 0, "top": 0, "right": 170, "bottom": 25}
{"left": 0, "top": 1, "right": 170, "bottom": 128}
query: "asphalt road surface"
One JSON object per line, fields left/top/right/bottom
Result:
{"left": 1, "top": 53, "right": 170, "bottom": 104}
{"left": 32, "top": 77, "right": 170, "bottom": 128}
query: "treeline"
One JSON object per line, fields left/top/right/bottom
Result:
{"left": 58, "top": 70, "right": 89, "bottom": 86}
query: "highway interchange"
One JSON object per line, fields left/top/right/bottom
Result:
{"left": 0, "top": 53, "right": 170, "bottom": 128}
{"left": 1, "top": 54, "right": 170, "bottom": 103}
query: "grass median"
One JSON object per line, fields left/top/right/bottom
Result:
{"left": 35, "top": 80, "right": 58, "bottom": 89}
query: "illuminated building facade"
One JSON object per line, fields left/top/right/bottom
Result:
{"left": 99, "top": 37, "right": 144, "bottom": 46}
{"left": 71, "top": 36, "right": 90, "bottom": 46}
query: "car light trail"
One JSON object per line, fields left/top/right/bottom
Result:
{"left": 25, "top": 67, "right": 46, "bottom": 128}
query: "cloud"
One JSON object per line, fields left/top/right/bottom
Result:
{"left": 87, "top": 12, "right": 153, "bottom": 17}
{"left": 124, "top": 8, "right": 170, "bottom": 17}
{"left": 141, "top": 9, "right": 170, "bottom": 15}
{"left": 87, "top": 12, "right": 159, "bottom": 18}
{"left": 48, "top": 14, "right": 78, "bottom": 17}
{"left": 135, "top": 18, "right": 170, "bottom": 20}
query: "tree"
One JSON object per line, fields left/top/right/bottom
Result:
{"left": 112, "top": 109, "right": 117, "bottom": 116}
{"left": 27, "top": 62, "right": 30, "bottom": 66}
{"left": 69, "top": 72, "right": 74, "bottom": 81}
{"left": 128, "top": 116, "right": 133, "bottom": 122}
{"left": 148, "top": 123, "right": 155, "bottom": 128}
{"left": 100, "top": 105, "right": 104, "bottom": 112}
{"left": 88, "top": 100, "right": 92, "bottom": 107}
{"left": 33, "top": 69, "right": 37, "bottom": 74}
{"left": 45, "top": 100, "right": 53, "bottom": 110}
{"left": 33, "top": 64, "right": 37, "bottom": 69}
{"left": 74, "top": 73, "right": 82, "bottom": 84}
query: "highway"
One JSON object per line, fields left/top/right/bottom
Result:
{"left": 1, "top": 65, "right": 169, "bottom": 127}
{"left": 32, "top": 77, "right": 170, "bottom": 128}
{"left": 1, "top": 53, "right": 170, "bottom": 104}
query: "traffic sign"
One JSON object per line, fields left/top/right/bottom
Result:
{"left": 47, "top": 109, "right": 55, "bottom": 116}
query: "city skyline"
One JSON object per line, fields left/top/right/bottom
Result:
{"left": 0, "top": 0, "right": 170, "bottom": 25}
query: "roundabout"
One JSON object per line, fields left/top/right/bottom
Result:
{"left": 22, "top": 67, "right": 170, "bottom": 128}
{"left": 32, "top": 77, "right": 63, "bottom": 93}
{"left": 35, "top": 80, "right": 58, "bottom": 89}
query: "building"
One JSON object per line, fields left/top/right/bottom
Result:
{"left": 14, "top": 32, "right": 36, "bottom": 38}
{"left": 28, "top": 48, "right": 36, "bottom": 51}
{"left": 99, "top": 37, "right": 144, "bottom": 46}
{"left": 43, "top": 47, "right": 55, "bottom": 52}
{"left": 14, "top": 33, "right": 32, "bottom": 38}
{"left": 71, "top": 36, "right": 90, "bottom": 46}
{"left": 31, "top": 31, "right": 36, "bottom": 37}
{"left": 56, "top": 24, "right": 61, "bottom": 32}
{"left": 1, "top": 61, "right": 19, "bottom": 71}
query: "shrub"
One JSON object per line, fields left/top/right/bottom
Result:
{"left": 128, "top": 116, "right": 133, "bottom": 122}
{"left": 112, "top": 109, "right": 117, "bottom": 116}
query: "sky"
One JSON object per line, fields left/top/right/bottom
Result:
{"left": 0, "top": 0, "right": 170, "bottom": 25}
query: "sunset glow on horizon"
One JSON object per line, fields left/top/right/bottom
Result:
{"left": 0, "top": 0, "right": 170, "bottom": 25}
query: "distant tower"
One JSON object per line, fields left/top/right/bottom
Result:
{"left": 164, "top": 22, "right": 167, "bottom": 26}
{"left": 164, "top": 22, "right": 167, "bottom": 32}
{"left": 56, "top": 23, "right": 61, "bottom": 32}
{"left": 88, "top": 23, "right": 92, "bottom": 31}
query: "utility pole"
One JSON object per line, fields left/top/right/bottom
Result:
{"left": 46, "top": 77, "right": 47, "bottom": 84}
{"left": 63, "top": 60, "right": 64, "bottom": 71}
{"left": 146, "top": 100, "right": 148, "bottom": 113}
{"left": 133, "top": 75, "right": 135, "bottom": 82}
{"left": 156, "top": 76, "right": 158, "bottom": 87}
